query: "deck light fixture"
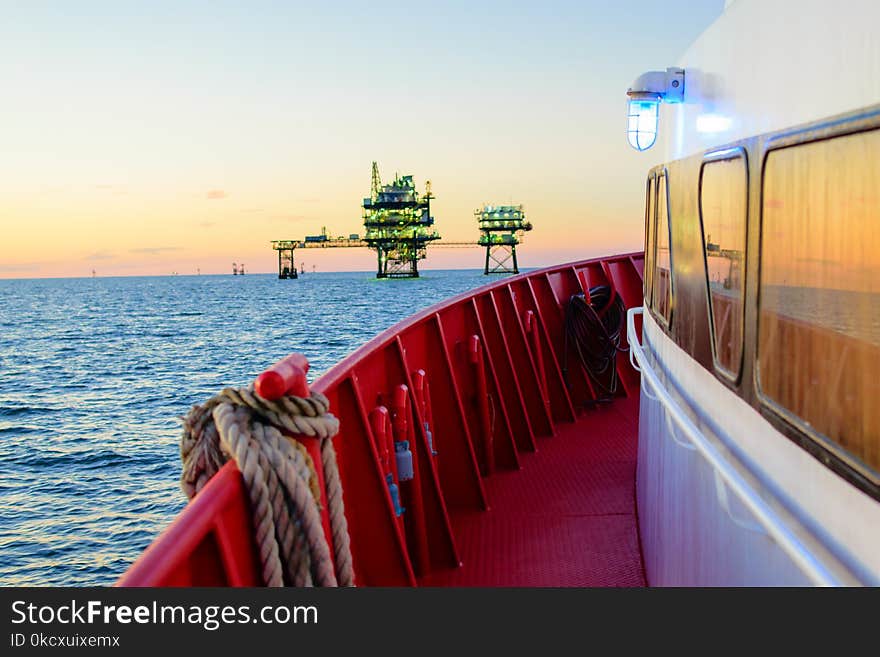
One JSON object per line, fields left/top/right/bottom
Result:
{"left": 626, "top": 67, "right": 685, "bottom": 151}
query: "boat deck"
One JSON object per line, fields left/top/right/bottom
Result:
{"left": 422, "top": 396, "right": 645, "bottom": 586}
{"left": 117, "top": 254, "right": 648, "bottom": 588}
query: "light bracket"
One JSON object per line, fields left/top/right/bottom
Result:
{"left": 627, "top": 67, "right": 685, "bottom": 104}
{"left": 625, "top": 67, "right": 685, "bottom": 151}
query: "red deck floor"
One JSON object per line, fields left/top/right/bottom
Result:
{"left": 421, "top": 396, "right": 645, "bottom": 586}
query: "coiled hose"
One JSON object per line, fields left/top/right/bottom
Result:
{"left": 562, "top": 285, "right": 628, "bottom": 403}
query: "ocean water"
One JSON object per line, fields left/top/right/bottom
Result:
{"left": 0, "top": 270, "right": 493, "bottom": 586}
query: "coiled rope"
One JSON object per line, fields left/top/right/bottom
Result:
{"left": 562, "top": 285, "right": 628, "bottom": 402}
{"left": 180, "top": 387, "right": 354, "bottom": 587}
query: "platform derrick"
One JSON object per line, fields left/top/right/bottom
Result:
{"left": 363, "top": 162, "right": 440, "bottom": 278}
{"left": 476, "top": 204, "right": 532, "bottom": 274}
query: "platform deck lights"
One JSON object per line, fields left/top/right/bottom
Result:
{"left": 626, "top": 67, "right": 685, "bottom": 151}
{"left": 362, "top": 162, "right": 440, "bottom": 278}
{"left": 476, "top": 204, "right": 533, "bottom": 274}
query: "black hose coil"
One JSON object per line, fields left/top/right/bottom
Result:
{"left": 562, "top": 285, "right": 628, "bottom": 403}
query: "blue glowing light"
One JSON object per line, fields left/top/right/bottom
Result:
{"left": 627, "top": 98, "right": 659, "bottom": 151}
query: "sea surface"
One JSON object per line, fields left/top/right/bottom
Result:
{"left": 0, "top": 270, "right": 494, "bottom": 586}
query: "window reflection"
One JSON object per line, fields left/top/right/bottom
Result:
{"left": 652, "top": 174, "right": 672, "bottom": 324}
{"left": 701, "top": 156, "right": 747, "bottom": 377}
{"left": 645, "top": 176, "right": 655, "bottom": 302}
{"left": 759, "top": 129, "right": 880, "bottom": 474}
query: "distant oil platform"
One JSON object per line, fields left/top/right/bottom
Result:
{"left": 271, "top": 162, "right": 533, "bottom": 279}
{"left": 476, "top": 204, "right": 532, "bottom": 275}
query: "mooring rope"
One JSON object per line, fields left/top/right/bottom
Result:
{"left": 179, "top": 387, "right": 354, "bottom": 587}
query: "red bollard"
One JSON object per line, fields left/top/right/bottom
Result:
{"left": 468, "top": 335, "right": 494, "bottom": 475}
{"left": 253, "top": 354, "right": 334, "bottom": 568}
{"left": 291, "top": 431, "right": 335, "bottom": 571}
{"left": 255, "top": 353, "right": 310, "bottom": 400}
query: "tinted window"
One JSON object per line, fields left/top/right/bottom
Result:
{"left": 644, "top": 176, "right": 655, "bottom": 303}
{"left": 652, "top": 174, "right": 672, "bottom": 325}
{"left": 700, "top": 155, "right": 747, "bottom": 378}
{"left": 759, "top": 129, "right": 880, "bottom": 475}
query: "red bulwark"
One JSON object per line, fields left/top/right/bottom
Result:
{"left": 118, "top": 253, "right": 646, "bottom": 587}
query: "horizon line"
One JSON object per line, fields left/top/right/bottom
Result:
{"left": 0, "top": 266, "right": 521, "bottom": 282}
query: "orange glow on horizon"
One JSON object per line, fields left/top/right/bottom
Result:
{"left": 0, "top": 2, "right": 722, "bottom": 279}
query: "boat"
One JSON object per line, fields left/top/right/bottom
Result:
{"left": 118, "top": 0, "right": 880, "bottom": 587}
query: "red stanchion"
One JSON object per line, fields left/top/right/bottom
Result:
{"left": 411, "top": 369, "right": 437, "bottom": 457}
{"left": 468, "top": 335, "right": 494, "bottom": 475}
{"left": 524, "top": 311, "right": 550, "bottom": 409}
{"left": 423, "top": 378, "right": 435, "bottom": 455}
{"left": 369, "top": 406, "right": 405, "bottom": 532}
{"left": 390, "top": 384, "right": 430, "bottom": 575}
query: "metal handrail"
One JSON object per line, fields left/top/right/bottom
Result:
{"left": 626, "top": 307, "right": 841, "bottom": 586}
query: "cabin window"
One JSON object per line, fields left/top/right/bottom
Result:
{"left": 644, "top": 175, "right": 656, "bottom": 303}
{"left": 700, "top": 154, "right": 747, "bottom": 379}
{"left": 651, "top": 173, "right": 673, "bottom": 325}
{"left": 758, "top": 128, "right": 880, "bottom": 476}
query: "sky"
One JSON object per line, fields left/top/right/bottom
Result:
{"left": 0, "top": 0, "right": 724, "bottom": 278}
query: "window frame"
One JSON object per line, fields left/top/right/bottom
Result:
{"left": 644, "top": 173, "right": 656, "bottom": 305}
{"left": 649, "top": 169, "right": 673, "bottom": 331}
{"left": 698, "top": 147, "right": 749, "bottom": 386}
{"left": 756, "top": 119, "right": 880, "bottom": 493}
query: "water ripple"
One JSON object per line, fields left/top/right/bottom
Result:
{"left": 0, "top": 270, "right": 490, "bottom": 585}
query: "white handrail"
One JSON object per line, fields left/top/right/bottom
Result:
{"left": 665, "top": 404, "right": 697, "bottom": 452}
{"left": 713, "top": 470, "right": 765, "bottom": 535}
{"left": 626, "top": 307, "right": 841, "bottom": 586}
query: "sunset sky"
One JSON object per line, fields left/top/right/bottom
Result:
{"left": 0, "top": 1, "right": 723, "bottom": 278}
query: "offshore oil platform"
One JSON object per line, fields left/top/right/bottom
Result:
{"left": 363, "top": 162, "right": 439, "bottom": 278}
{"left": 476, "top": 204, "right": 532, "bottom": 274}
{"left": 271, "top": 162, "right": 533, "bottom": 279}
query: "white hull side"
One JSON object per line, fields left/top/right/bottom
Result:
{"left": 635, "top": 311, "right": 880, "bottom": 586}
